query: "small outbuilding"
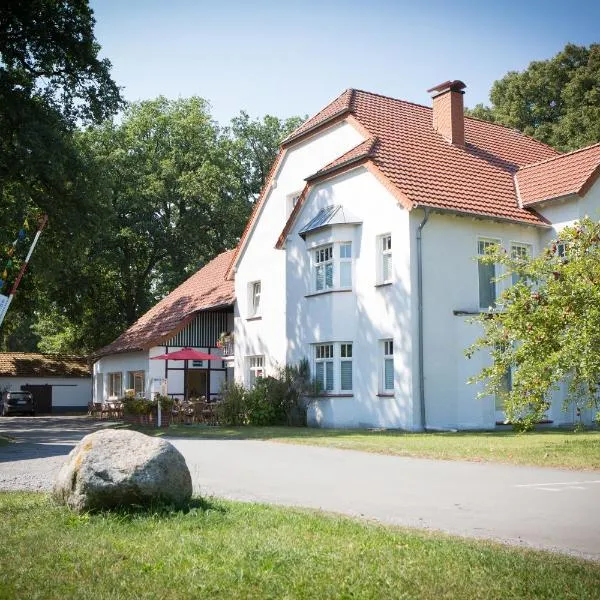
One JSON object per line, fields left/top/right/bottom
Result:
{"left": 0, "top": 353, "right": 92, "bottom": 414}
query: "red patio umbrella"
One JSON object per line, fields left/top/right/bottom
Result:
{"left": 151, "top": 347, "right": 222, "bottom": 361}
{"left": 151, "top": 347, "right": 223, "bottom": 402}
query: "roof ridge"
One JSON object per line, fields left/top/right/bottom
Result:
{"left": 519, "top": 141, "right": 600, "bottom": 170}
{"left": 351, "top": 88, "right": 431, "bottom": 111}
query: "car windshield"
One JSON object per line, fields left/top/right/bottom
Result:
{"left": 7, "top": 392, "right": 29, "bottom": 398}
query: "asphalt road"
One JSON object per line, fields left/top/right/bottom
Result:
{"left": 1, "top": 416, "right": 599, "bottom": 560}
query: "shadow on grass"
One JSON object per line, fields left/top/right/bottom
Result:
{"left": 72, "top": 496, "right": 228, "bottom": 520}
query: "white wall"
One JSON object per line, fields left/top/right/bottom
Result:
{"left": 234, "top": 121, "right": 366, "bottom": 384}
{"left": 94, "top": 346, "right": 229, "bottom": 402}
{"left": 0, "top": 376, "right": 92, "bottom": 410}
{"left": 284, "top": 167, "right": 414, "bottom": 429}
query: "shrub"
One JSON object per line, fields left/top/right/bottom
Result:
{"left": 121, "top": 397, "right": 153, "bottom": 416}
{"left": 218, "top": 381, "right": 248, "bottom": 426}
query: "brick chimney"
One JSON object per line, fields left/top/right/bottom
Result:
{"left": 426, "top": 80, "right": 466, "bottom": 146}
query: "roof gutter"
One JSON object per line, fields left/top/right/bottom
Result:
{"left": 416, "top": 207, "right": 430, "bottom": 432}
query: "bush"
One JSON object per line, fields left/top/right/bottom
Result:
{"left": 121, "top": 397, "right": 153, "bottom": 416}
{"left": 218, "top": 381, "right": 247, "bottom": 426}
{"left": 217, "top": 359, "right": 315, "bottom": 427}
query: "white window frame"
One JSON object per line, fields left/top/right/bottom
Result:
{"left": 312, "top": 242, "right": 353, "bottom": 293}
{"left": 107, "top": 372, "right": 122, "bottom": 398}
{"left": 381, "top": 339, "right": 394, "bottom": 393}
{"left": 314, "top": 245, "right": 334, "bottom": 292}
{"left": 477, "top": 237, "right": 500, "bottom": 310}
{"left": 510, "top": 242, "right": 532, "bottom": 286}
{"left": 248, "top": 280, "right": 262, "bottom": 318}
{"left": 127, "top": 371, "right": 145, "bottom": 397}
{"left": 287, "top": 190, "right": 302, "bottom": 217}
{"left": 378, "top": 234, "right": 392, "bottom": 284}
{"left": 314, "top": 342, "right": 353, "bottom": 394}
{"left": 247, "top": 355, "right": 264, "bottom": 386}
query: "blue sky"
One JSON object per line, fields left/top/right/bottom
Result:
{"left": 89, "top": 0, "right": 599, "bottom": 125}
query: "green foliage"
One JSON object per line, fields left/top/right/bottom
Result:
{"left": 467, "top": 218, "right": 600, "bottom": 429}
{"left": 465, "top": 43, "right": 600, "bottom": 151}
{"left": 218, "top": 360, "right": 314, "bottom": 427}
{"left": 218, "top": 381, "right": 248, "bottom": 426}
{"left": 121, "top": 397, "right": 153, "bottom": 416}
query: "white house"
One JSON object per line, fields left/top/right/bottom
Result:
{"left": 228, "top": 80, "right": 600, "bottom": 430}
{"left": 95, "top": 80, "right": 600, "bottom": 430}
{"left": 0, "top": 353, "right": 92, "bottom": 413}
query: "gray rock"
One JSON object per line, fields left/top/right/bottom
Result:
{"left": 53, "top": 429, "right": 192, "bottom": 512}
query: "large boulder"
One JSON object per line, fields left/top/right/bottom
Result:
{"left": 53, "top": 429, "right": 192, "bottom": 512}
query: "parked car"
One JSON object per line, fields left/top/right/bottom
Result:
{"left": 1, "top": 390, "right": 35, "bottom": 416}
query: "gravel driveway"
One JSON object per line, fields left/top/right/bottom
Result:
{"left": 1, "top": 416, "right": 599, "bottom": 561}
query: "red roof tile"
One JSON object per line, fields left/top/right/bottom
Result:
{"left": 348, "top": 90, "right": 558, "bottom": 225}
{"left": 516, "top": 143, "right": 600, "bottom": 206}
{"left": 0, "top": 353, "right": 89, "bottom": 377}
{"left": 306, "top": 136, "right": 377, "bottom": 181}
{"left": 95, "top": 250, "right": 235, "bottom": 357}
{"left": 282, "top": 89, "right": 353, "bottom": 146}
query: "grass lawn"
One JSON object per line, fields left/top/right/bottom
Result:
{"left": 134, "top": 425, "right": 600, "bottom": 470}
{"left": 0, "top": 493, "right": 598, "bottom": 600}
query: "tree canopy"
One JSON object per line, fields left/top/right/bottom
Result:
{"left": 467, "top": 43, "right": 600, "bottom": 152}
{"left": 467, "top": 218, "right": 600, "bottom": 429}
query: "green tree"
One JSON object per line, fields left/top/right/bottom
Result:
{"left": 229, "top": 111, "right": 305, "bottom": 200}
{"left": 29, "top": 100, "right": 303, "bottom": 353}
{"left": 0, "top": 0, "right": 121, "bottom": 350}
{"left": 466, "top": 43, "right": 600, "bottom": 151}
{"left": 467, "top": 218, "right": 600, "bottom": 429}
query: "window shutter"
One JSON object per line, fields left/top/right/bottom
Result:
{"left": 384, "top": 358, "right": 394, "bottom": 390}
{"left": 383, "top": 253, "right": 392, "bottom": 282}
{"left": 340, "top": 360, "right": 352, "bottom": 391}
{"left": 316, "top": 265, "right": 324, "bottom": 291}
{"left": 325, "top": 361, "right": 334, "bottom": 391}
{"left": 340, "top": 262, "right": 352, "bottom": 287}
{"left": 325, "top": 263, "right": 334, "bottom": 288}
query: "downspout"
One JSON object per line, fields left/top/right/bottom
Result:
{"left": 416, "top": 208, "right": 430, "bottom": 431}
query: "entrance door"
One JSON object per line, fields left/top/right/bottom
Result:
{"left": 187, "top": 370, "right": 208, "bottom": 400}
{"left": 22, "top": 384, "right": 52, "bottom": 414}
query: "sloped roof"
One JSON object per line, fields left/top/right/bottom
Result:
{"left": 95, "top": 250, "right": 235, "bottom": 358}
{"left": 298, "top": 205, "right": 362, "bottom": 239}
{"left": 0, "top": 353, "right": 90, "bottom": 378}
{"left": 346, "top": 89, "right": 558, "bottom": 224}
{"left": 516, "top": 143, "right": 600, "bottom": 206}
{"left": 306, "top": 137, "right": 378, "bottom": 182}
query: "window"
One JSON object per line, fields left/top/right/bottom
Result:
{"left": 340, "top": 243, "right": 352, "bottom": 288}
{"left": 248, "top": 281, "right": 261, "bottom": 317}
{"left": 382, "top": 340, "right": 394, "bottom": 392}
{"left": 314, "top": 342, "right": 353, "bottom": 393}
{"left": 510, "top": 242, "right": 532, "bottom": 285}
{"left": 287, "top": 191, "right": 302, "bottom": 217}
{"left": 379, "top": 235, "right": 392, "bottom": 283}
{"left": 478, "top": 239, "right": 499, "bottom": 309}
{"left": 247, "top": 356, "right": 264, "bottom": 386}
{"left": 340, "top": 343, "right": 353, "bottom": 391}
{"left": 127, "top": 371, "right": 145, "bottom": 396}
{"left": 107, "top": 372, "right": 122, "bottom": 398}
{"left": 556, "top": 242, "right": 567, "bottom": 258}
{"left": 313, "top": 242, "right": 353, "bottom": 292}
{"left": 314, "top": 245, "right": 334, "bottom": 291}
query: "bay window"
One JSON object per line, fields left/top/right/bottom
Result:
{"left": 313, "top": 242, "right": 353, "bottom": 292}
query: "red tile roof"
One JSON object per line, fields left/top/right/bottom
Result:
{"left": 516, "top": 143, "right": 600, "bottom": 206}
{"left": 347, "top": 89, "right": 558, "bottom": 225}
{"left": 0, "top": 353, "right": 90, "bottom": 378}
{"left": 306, "top": 136, "right": 378, "bottom": 182}
{"left": 95, "top": 250, "right": 235, "bottom": 357}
